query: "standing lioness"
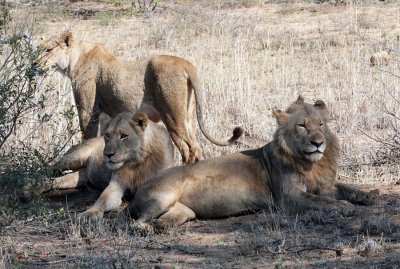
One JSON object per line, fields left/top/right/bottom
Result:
{"left": 37, "top": 31, "right": 243, "bottom": 163}
{"left": 130, "top": 96, "right": 379, "bottom": 232}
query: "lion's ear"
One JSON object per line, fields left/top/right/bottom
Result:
{"left": 314, "top": 100, "right": 326, "bottom": 110}
{"left": 273, "top": 109, "right": 289, "bottom": 126}
{"left": 314, "top": 100, "right": 330, "bottom": 121}
{"left": 131, "top": 112, "right": 148, "bottom": 130}
{"left": 295, "top": 95, "right": 305, "bottom": 104}
{"left": 63, "top": 31, "right": 73, "bottom": 47}
{"left": 99, "top": 112, "right": 112, "bottom": 134}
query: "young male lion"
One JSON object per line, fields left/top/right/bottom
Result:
{"left": 129, "top": 96, "right": 379, "bottom": 232}
{"left": 25, "top": 111, "right": 175, "bottom": 219}
{"left": 37, "top": 31, "right": 243, "bottom": 164}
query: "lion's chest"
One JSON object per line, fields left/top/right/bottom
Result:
{"left": 297, "top": 170, "right": 335, "bottom": 194}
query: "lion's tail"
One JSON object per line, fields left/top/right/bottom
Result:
{"left": 188, "top": 72, "right": 244, "bottom": 146}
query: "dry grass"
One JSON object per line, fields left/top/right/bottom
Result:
{"left": 1, "top": 0, "right": 400, "bottom": 268}
{"left": 13, "top": 0, "right": 400, "bottom": 170}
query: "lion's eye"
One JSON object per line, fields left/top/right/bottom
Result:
{"left": 120, "top": 134, "right": 128, "bottom": 140}
{"left": 297, "top": 124, "right": 306, "bottom": 129}
{"left": 45, "top": 48, "right": 52, "bottom": 53}
{"left": 104, "top": 132, "right": 109, "bottom": 140}
{"left": 320, "top": 123, "right": 325, "bottom": 128}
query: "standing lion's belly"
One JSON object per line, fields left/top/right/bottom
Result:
{"left": 98, "top": 86, "right": 141, "bottom": 117}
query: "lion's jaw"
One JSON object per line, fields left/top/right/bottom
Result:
{"left": 38, "top": 37, "right": 95, "bottom": 75}
{"left": 105, "top": 151, "right": 144, "bottom": 170}
{"left": 105, "top": 155, "right": 126, "bottom": 170}
{"left": 37, "top": 38, "right": 69, "bottom": 71}
{"left": 104, "top": 139, "right": 141, "bottom": 170}
{"left": 103, "top": 139, "right": 130, "bottom": 170}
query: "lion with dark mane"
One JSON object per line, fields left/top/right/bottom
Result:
{"left": 129, "top": 96, "right": 378, "bottom": 232}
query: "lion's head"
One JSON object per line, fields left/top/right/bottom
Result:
{"left": 271, "top": 95, "right": 338, "bottom": 166}
{"left": 102, "top": 112, "right": 153, "bottom": 170}
{"left": 36, "top": 31, "right": 73, "bottom": 72}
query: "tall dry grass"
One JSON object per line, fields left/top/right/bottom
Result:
{"left": 5, "top": 1, "right": 400, "bottom": 184}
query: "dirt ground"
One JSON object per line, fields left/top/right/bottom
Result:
{"left": 1, "top": 182, "right": 400, "bottom": 268}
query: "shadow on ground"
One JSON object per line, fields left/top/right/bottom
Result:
{"left": 1, "top": 184, "right": 400, "bottom": 268}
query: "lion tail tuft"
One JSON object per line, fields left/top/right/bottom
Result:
{"left": 228, "top": 127, "right": 244, "bottom": 144}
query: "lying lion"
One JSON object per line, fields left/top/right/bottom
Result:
{"left": 37, "top": 31, "right": 243, "bottom": 163}
{"left": 25, "top": 111, "right": 175, "bottom": 219}
{"left": 129, "top": 96, "right": 379, "bottom": 232}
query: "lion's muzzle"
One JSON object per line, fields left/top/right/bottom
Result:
{"left": 303, "top": 141, "right": 325, "bottom": 162}
{"left": 104, "top": 152, "right": 126, "bottom": 170}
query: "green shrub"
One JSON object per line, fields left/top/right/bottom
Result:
{"left": 0, "top": 8, "right": 78, "bottom": 210}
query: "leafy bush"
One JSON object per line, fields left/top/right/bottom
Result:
{"left": 0, "top": 8, "right": 78, "bottom": 205}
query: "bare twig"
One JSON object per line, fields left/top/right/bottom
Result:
{"left": 266, "top": 243, "right": 342, "bottom": 255}
{"left": 36, "top": 257, "right": 77, "bottom": 265}
{"left": 355, "top": 32, "right": 400, "bottom": 55}
{"left": 358, "top": 127, "right": 398, "bottom": 148}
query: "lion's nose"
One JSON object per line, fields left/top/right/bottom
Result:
{"left": 311, "top": 140, "right": 324, "bottom": 148}
{"left": 104, "top": 152, "right": 115, "bottom": 158}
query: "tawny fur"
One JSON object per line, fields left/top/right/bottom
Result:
{"left": 24, "top": 112, "right": 175, "bottom": 219}
{"left": 129, "top": 96, "right": 379, "bottom": 232}
{"left": 37, "top": 31, "right": 243, "bottom": 163}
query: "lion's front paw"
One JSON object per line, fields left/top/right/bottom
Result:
{"left": 329, "top": 200, "right": 355, "bottom": 216}
{"left": 77, "top": 209, "right": 104, "bottom": 220}
{"left": 150, "top": 219, "right": 169, "bottom": 233}
{"left": 129, "top": 221, "right": 154, "bottom": 236}
{"left": 19, "top": 183, "right": 35, "bottom": 202}
{"left": 19, "top": 183, "right": 46, "bottom": 202}
{"left": 350, "top": 190, "right": 380, "bottom": 206}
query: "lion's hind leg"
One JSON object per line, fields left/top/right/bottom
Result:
{"left": 132, "top": 198, "right": 171, "bottom": 225}
{"left": 143, "top": 92, "right": 196, "bottom": 164}
{"left": 161, "top": 108, "right": 200, "bottom": 164}
{"left": 334, "top": 182, "right": 379, "bottom": 206}
{"left": 150, "top": 202, "right": 196, "bottom": 232}
{"left": 167, "top": 129, "right": 195, "bottom": 164}
{"left": 131, "top": 193, "right": 192, "bottom": 233}
{"left": 186, "top": 88, "right": 203, "bottom": 162}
